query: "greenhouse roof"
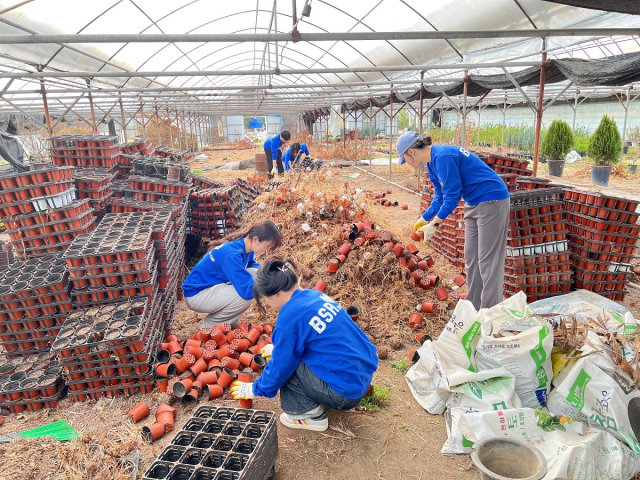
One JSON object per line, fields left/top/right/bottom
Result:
{"left": 1, "top": 0, "right": 640, "bottom": 117}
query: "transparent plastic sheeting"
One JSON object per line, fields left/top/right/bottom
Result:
{"left": 1, "top": 0, "right": 640, "bottom": 97}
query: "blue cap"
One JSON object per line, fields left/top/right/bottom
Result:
{"left": 396, "top": 131, "right": 422, "bottom": 167}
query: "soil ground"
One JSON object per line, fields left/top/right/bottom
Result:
{"left": 0, "top": 146, "right": 638, "bottom": 479}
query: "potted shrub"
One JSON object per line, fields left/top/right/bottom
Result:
{"left": 541, "top": 119, "right": 574, "bottom": 177}
{"left": 588, "top": 114, "right": 622, "bottom": 187}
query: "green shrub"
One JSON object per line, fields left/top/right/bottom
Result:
{"left": 588, "top": 115, "right": 622, "bottom": 166}
{"left": 541, "top": 120, "right": 574, "bottom": 160}
{"left": 359, "top": 384, "right": 391, "bottom": 412}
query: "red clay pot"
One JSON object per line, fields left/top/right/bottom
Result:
{"left": 338, "top": 243, "right": 351, "bottom": 256}
{"left": 453, "top": 275, "right": 466, "bottom": 287}
{"left": 408, "top": 348, "right": 420, "bottom": 363}
{"left": 197, "top": 371, "right": 218, "bottom": 385}
{"left": 328, "top": 258, "right": 340, "bottom": 273}
{"left": 128, "top": 401, "right": 150, "bottom": 423}
{"left": 251, "top": 354, "right": 267, "bottom": 372}
{"left": 221, "top": 357, "right": 240, "bottom": 370}
{"left": 207, "top": 384, "right": 224, "bottom": 399}
{"left": 142, "top": 423, "right": 166, "bottom": 443}
{"left": 176, "top": 354, "right": 196, "bottom": 373}
{"left": 421, "top": 301, "right": 436, "bottom": 313}
{"left": 190, "top": 358, "right": 208, "bottom": 376}
{"left": 157, "top": 378, "right": 168, "bottom": 393}
{"left": 435, "top": 288, "right": 448, "bottom": 300}
{"left": 314, "top": 280, "right": 327, "bottom": 292}
{"left": 426, "top": 275, "right": 440, "bottom": 287}
{"left": 218, "top": 367, "right": 238, "bottom": 388}
{"left": 154, "top": 363, "right": 177, "bottom": 378}
{"left": 408, "top": 313, "right": 423, "bottom": 329}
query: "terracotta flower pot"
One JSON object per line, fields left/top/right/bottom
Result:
{"left": 190, "top": 358, "right": 208, "bottom": 376}
{"left": 154, "top": 362, "right": 177, "bottom": 378}
{"left": 426, "top": 275, "right": 440, "bottom": 287}
{"left": 128, "top": 401, "right": 150, "bottom": 423}
{"left": 207, "top": 383, "right": 224, "bottom": 399}
{"left": 176, "top": 354, "right": 196, "bottom": 374}
{"left": 221, "top": 357, "right": 240, "bottom": 370}
{"left": 218, "top": 368, "right": 238, "bottom": 388}
{"left": 156, "top": 403, "right": 177, "bottom": 420}
{"left": 328, "top": 259, "right": 340, "bottom": 273}
{"left": 142, "top": 423, "right": 165, "bottom": 443}
{"left": 453, "top": 275, "right": 466, "bottom": 287}
{"left": 157, "top": 378, "right": 169, "bottom": 393}
{"left": 250, "top": 354, "right": 267, "bottom": 372}
{"left": 185, "top": 346, "right": 203, "bottom": 360}
{"left": 408, "top": 348, "right": 420, "bottom": 363}
{"left": 408, "top": 313, "right": 423, "bottom": 329}
{"left": 196, "top": 371, "right": 218, "bottom": 386}
{"left": 435, "top": 288, "right": 448, "bottom": 300}
{"left": 314, "top": 280, "right": 327, "bottom": 292}
{"left": 421, "top": 301, "right": 436, "bottom": 313}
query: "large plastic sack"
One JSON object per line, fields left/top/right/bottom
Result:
{"left": 441, "top": 369, "right": 522, "bottom": 454}
{"left": 405, "top": 340, "right": 447, "bottom": 414}
{"left": 530, "top": 289, "right": 629, "bottom": 316}
{"left": 565, "top": 150, "right": 581, "bottom": 163}
{"left": 547, "top": 331, "right": 640, "bottom": 454}
{"left": 405, "top": 300, "right": 483, "bottom": 413}
{"left": 456, "top": 408, "right": 640, "bottom": 480}
{"left": 475, "top": 292, "right": 554, "bottom": 409}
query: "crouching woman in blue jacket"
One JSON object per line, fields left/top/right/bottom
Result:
{"left": 231, "top": 257, "right": 378, "bottom": 432}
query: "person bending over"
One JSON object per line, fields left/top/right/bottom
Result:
{"left": 282, "top": 142, "right": 310, "bottom": 172}
{"left": 231, "top": 257, "right": 378, "bottom": 431}
{"left": 263, "top": 130, "right": 291, "bottom": 178}
{"left": 182, "top": 220, "right": 281, "bottom": 328}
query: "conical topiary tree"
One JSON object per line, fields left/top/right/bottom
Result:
{"left": 588, "top": 114, "right": 622, "bottom": 166}
{"left": 541, "top": 119, "right": 574, "bottom": 160}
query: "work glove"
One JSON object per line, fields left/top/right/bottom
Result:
{"left": 413, "top": 217, "right": 428, "bottom": 232}
{"left": 271, "top": 167, "right": 277, "bottom": 175}
{"left": 230, "top": 381, "right": 255, "bottom": 400}
{"left": 419, "top": 223, "right": 437, "bottom": 244}
{"left": 260, "top": 344, "right": 273, "bottom": 363}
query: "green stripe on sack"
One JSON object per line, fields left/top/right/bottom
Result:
{"left": 566, "top": 369, "right": 592, "bottom": 411}
{"left": 529, "top": 326, "right": 549, "bottom": 391}
{"left": 461, "top": 321, "right": 481, "bottom": 372}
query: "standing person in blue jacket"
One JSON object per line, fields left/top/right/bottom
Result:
{"left": 230, "top": 257, "right": 378, "bottom": 432}
{"left": 182, "top": 220, "right": 282, "bottom": 328}
{"left": 396, "top": 132, "right": 510, "bottom": 310}
{"left": 282, "top": 142, "right": 311, "bottom": 172}
{"left": 263, "top": 130, "right": 291, "bottom": 178}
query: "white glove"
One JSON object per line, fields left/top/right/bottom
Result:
{"left": 419, "top": 223, "right": 437, "bottom": 244}
{"left": 271, "top": 167, "right": 277, "bottom": 174}
{"left": 413, "top": 217, "right": 428, "bottom": 231}
{"left": 230, "top": 381, "right": 255, "bottom": 399}
{"left": 260, "top": 344, "right": 273, "bottom": 362}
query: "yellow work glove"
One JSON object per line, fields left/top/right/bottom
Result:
{"left": 260, "top": 344, "right": 273, "bottom": 363}
{"left": 419, "top": 223, "right": 437, "bottom": 244}
{"left": 230, "top": 381, "right": 255, "bottom": 400}
{"left": 413, "top": 217, "right": 428, "bottom": 231}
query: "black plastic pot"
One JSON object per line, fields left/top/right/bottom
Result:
{"left": 547, "top": 159, "right": 565, "bottom": 177}
{"left": 591, "top": 165, "right": 613, "bottom": 187}
{"left": 629, "top": 164, "right": 638, "bottom": 174}
{"left": 623, "top": 145, "right": 629, "bottom": 154}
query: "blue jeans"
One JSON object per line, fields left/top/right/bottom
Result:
{"left": 280, "top": 362, "right": 362, "bottom": 417}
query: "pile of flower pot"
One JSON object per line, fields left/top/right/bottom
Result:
{"left": 516, "top": 177, "right": 554, "bottom": 190}
{"left": 0, "top": 352, "right": 63, "bottom": 413}
{"left": 48, "top": 135, "right": 120, "bottom": 170}
{"left": 154, "top": 323, "right": 272, "bottom": 409}
{"left": 62, "top": 218, "right": 158, "bottom": 308}
{"left": 130, "top": 156, "right": 191, "bottom": 182}
{"left": 234, "top": 178, "right": 263, "bottom": 203}
{"left": 477, "top": 153, "right": 535, "bottom": 176}
{"left": 366, "top": 189, "right": 408, "bottom": 209}
{"left": 563, "top": 190, "right": 640, "bottom": 301}
{"left": 141, "top": 405, "right": 278, "bottom": 478}
{"left": 0, "top": 167, "right": 94, "bottom": 260}
{"left": 504, "top": 188, "right": 572, "bottom": 302}
{"left": 74, "top": 170, "right": 117, "bottom": 220}
{"left": 0, "top": 254, "right": 72, "bottom": 357}
{"left": 51, "top": 298, "right": 162, "bottom": 401}
{"left": 190, "top": 174, "right": 226, "bottom": 191}
{"left": 189, "top": 185, "right": 245, "bottom": 239}
{"left": 153, "top": 145, "right": 194, "bottom": 162}
{"left": 498, "top": 173, "right": 519, "bottom": 192}
{"left": 129, "top": 402, "right": 178, "bottom": 444}
{"left": 120, "top": 137, "right": 153, "bottom": 156}
{"left": 0, "top": 242, "right": 13, "bottom": 267}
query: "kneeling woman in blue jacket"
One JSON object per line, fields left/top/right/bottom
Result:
{"left": 231, "top": 257, "right": 378, "bottom": 432}
{"left": 182, "top": 220, "right": 281, "bottom": 328}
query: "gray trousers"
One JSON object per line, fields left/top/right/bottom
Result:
{"left": 464, "top": 198, "right": 509, "bottom": 310}
{"left": 184, "top": 268, "right": 258, "bottom": 327}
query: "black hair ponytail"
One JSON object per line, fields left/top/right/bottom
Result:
{"left": 253, "top": 257, "right": 299, "bottom": 315}
{"left": 410, "top": 135, "right": 433, "bottom": 150}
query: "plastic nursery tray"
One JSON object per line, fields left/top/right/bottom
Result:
{"left": 565, "top": 211, "right": 640, "bottom": 236}
{"left": 506, "top": 240, "right": 569, "bottom": 257}
{"left": 0, "top": 166, "right": 74, "bottom": 192}
{"left": 0, "top": 179, "right": 76, "bottom": 205}
{"left": 143, "top": 406, "right": 278, "bottom": 480}
{"left": 566, "top": 223, "right": 638, "bottom": 247}
{"left": 0, "top": 386, "right": 65, "bottom": 411}
{"left": 563, "top": 189, "right": 639, "bottom": 213}
{"left": 568, "top": 234, "right": 637, "bottom": 255}
{"left": 504, "top": 271, "right": 572, "bottom": 286}
{"left": 564, "top": 200, "right": 640, "bottom": 224}
{"left": 509, "top": 188, "right": 565, "bottom": 211}
{"left": 504, "top": 281, "right": 572, "bottom": 296}
{"left": 6, "top": 216, "right": 96, "bottom": 244}
{"left": 4, "top": 208, "right": 95, "bottom": 238}
{"left": 505, "top": 261, "right": 572, "bottom": 276}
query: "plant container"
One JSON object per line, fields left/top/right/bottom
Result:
{"left": 408, "top": 313, "right": 423, "bottom": 329}
{"left": 128, "top": 401, "right": 150, "bottom": 423}
{"left": 547, "top": 159, "right": 565, "bottom": 177}
{"left": 591, "top": 165, "right": 613, "bottom": 187}
{"left": 207, "top": 384, "right": 224, "bottom": 399}
{"left": 421, "top": 301, "right": 436, "bottom": 313}
{"left": 142, "top": 423, "right": 166, "bottom": 443}
{"left": 435, "top": 288, "right": 448, "bottom": 300}
{"left": 346, "top": 306, "right": 360, "bottom": 321}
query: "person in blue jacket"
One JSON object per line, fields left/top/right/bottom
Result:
{"left": 282, "top": 142, "right": 311, "bottom": 172}
{"left": 182, "top": 220, "right": 282, "bottom": 328}
{"left": 230, "top": 257, "right": 378, "bottom": 432}
{"left": 263, "top": 130, "right": 291, "bottom": 178}
{"left": 396, "top": 132, "right": 510, "bottom": 310}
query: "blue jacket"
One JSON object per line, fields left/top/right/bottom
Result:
{"left": 263, "top": 133, "right": 286, "bottom": 158}
{"left": 421, "top": 145, "right": 509, "bottom": 221}
{"left": 283, "top": 144, "right": 310, "bottom": 172}
{"left": 182, "top": 238, "right": 260, "bottom": 299}
{"left": 253, "top": 289, "right": 378, "bottom": 399}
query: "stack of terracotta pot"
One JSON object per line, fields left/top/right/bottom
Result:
{"left": 0, "top": 352, "right": 63, "bottom": 413}
{"left": 563, "top": 190, "right": 640, "bottom": 301}
{"left": 62, "top": 214, "right": 158, "bottom": 308}
{"left": 51, "top": 298, "right": 161, "bottom": 401}
{"left": 120, "top": 137, "right": 153, "bottom": 156}
{"left": 476, "top": 153, "right": 535, "bottom": 177}
{"left": 190, "top": 174, "right": 226, "bottom": 190}
{"left": 74, "top": 170, "right": 116, "bottom": 220}
{"left": 0, "top": 167, "right": 97, "bottom": 261}
{"left": 0, "top": 253, "right": 72, "bottom": 357}
{"left": 154, "top": 323, "right": 272, "bottom": 408}
{"left": 504, "top": 188, "right": 573, "bottom": 303}
{"left": 234, "top": 178, "right": 263, "bottom": 203}
{"left": 48, "top": 135, "right": 120, "bottom": 170}
{"left": 189, "top": 185, "right": 245, "bottom": 239}
{"left": 153, "top": 145, "right": 194, "bottom": 162}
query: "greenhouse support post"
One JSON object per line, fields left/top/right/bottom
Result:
{"left": 119, "top": 92, "right": 127, "bottom": 141}
{"left": 86, "top": 80, "right": 97, "bottom": 132}
{"left": 39, "top": 79, "right": 52, "bottom": 136}
{"left": 140, "top": 102, "right": 146, "bottom": 136}
{"left": 167, "top": 108, "right": 173, "bottom": 146}
{"left": 622, "top": 87, "right": 631, "bottom": 146}
{"left": 369, "top": 99, "right": 373, "bottom": 172}
{"left": 389, "top": 87, "right": 394, "bottom": 180}
{"left": 533, "top": 38, "right": 547, "bottom": 176}
{"left": 461, "top": 70, "right": 468, "bottom": 147}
